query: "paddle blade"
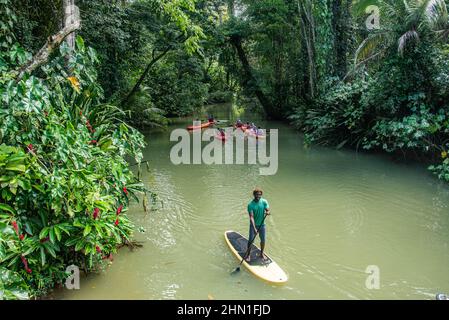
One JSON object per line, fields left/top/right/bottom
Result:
{"left": 230, "top": 267, "right": 241, "bottom": 275}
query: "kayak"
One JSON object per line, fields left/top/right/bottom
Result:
{"left": 215, "top": 134, "right": 227, "bottom": 142}
{"left": 246, "top": 130, "right": 266, "bottom": 140}
{"left": 187, "top": 121, "right": 214, "bottom": 130}
{"left": 224, "top": 230, "right": 288, "bottom": 285}
{"left": 234, "top": 125, "right": 248, "bottom": 132}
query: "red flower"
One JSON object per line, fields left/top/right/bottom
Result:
{"left": 123, "top": 187, "right": 128, "bottom": 195}
{"left": 93, "top": 208, "right": 100, "bottom": 220}
{"left": 11, "top": 221, "right": 19, "bottom": 236}
{"left": 79, "top": 111, "right": 83, "bottom": 116}
{"left": 90, "top": 140, "right": 97, "bottom": 145}
{"left": 116, "top": 205, "right": 123, "bottom": 215}
{"left": 21, "top": 255, "right": 31, "bottom": 273}
{"left": 114, "top": 219, "right": 119, "bottom": 226}
{"left": 19, "top": 234, "right": 25, "bottom": 241}
{"left": 96, "top": 246, "right": 102, "bottom": 253}
{"left": 26, "top": 144, "right": 34, "bottom": 153}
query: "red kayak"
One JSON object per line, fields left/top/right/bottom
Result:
{"left": 215, "top": 133, "right": 227, "bottom": 142}
{"left": 187, "top": 121, "right": 214, "bottom": 130}
{"left": 234, "top": 125, "right": 248, "bottom": 132}
{"left": 246, "top": 130, "right": 266, "bottom": 140}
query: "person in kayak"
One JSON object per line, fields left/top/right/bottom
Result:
{"left": 235, "top": 119, "right": 243, "bottom": 128}
{"left": 246, "top": 188, "right": 270, "bottom": 262}
{"left": 208, "top": 114, "right": 215, "bottom": 123}
{"left": 217, "top": 128, "right": 226, "bottom": 139}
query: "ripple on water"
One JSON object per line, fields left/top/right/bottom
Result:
{"left": 142, "top": 169, "right": 198, "bottom": 249}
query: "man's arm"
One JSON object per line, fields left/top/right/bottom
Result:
{"left": 249, "top": 212, "right": 257, "bottom": 232}
{"left": 265, "top": 200, "right": 270, "bottom": 215}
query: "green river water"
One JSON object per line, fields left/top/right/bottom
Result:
{"left": 55, "top": 103, "right": 449, "bottom": 300}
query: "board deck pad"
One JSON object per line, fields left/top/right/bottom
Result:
{"left": 226, "top": 231, "right": 272, "bottom": 266}
{"left": 224, "top": 230, "right": 288, "bottom": 284}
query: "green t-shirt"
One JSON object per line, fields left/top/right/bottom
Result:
{"left": 247, "top": 198, "right": 270, "bottom": 226}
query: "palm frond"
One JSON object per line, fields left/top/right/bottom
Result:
{"left": 398, "top": 30, "right": 420, "bottom": 55}
{"left": 425, "top": 0, "right": 449, "bottom": 38}
{"left": 355, "top": 32, "right": 388, "bottom": 64}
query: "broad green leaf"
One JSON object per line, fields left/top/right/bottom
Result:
{"left": 83, "top": 225, "right": 91, "bottom": 237}
{"left": 0, "top": 203, "right": 15, "bottom": 214}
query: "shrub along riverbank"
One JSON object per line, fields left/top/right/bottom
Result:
{"left": 0, "top": 2, "right": 147, "bottom": 299}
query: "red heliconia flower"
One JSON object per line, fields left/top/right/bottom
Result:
{"left": 21, "top": 255, "right": 31, "bottom": 273}
{"left": 96, "top": 246, "right": 102, "bottom": 253}
{"left": 116, "top": 205, "right": 123, "bottom": 215}
{"left": 11, "top": 221, "right": 19, "bottom": 236}
{"left": 123, "top": 187, "right": 128, "bottom": 195}
{"left": 114, "top": 218, "right": 119, "bottom": 226}
{"left": 19, "top": 234, "right": 25, "bottom": 241}
{"left": 93, "top": 208, "right": 100, "bottom": 220}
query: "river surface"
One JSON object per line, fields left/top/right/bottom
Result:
{"left": 56, "top": 103, "right": 449, "bottom": 300}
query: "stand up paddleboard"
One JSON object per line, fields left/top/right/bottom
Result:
{"left": 224, "top": 231, "right": 288, "bottom": 285}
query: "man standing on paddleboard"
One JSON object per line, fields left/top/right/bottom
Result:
{"left": 246, "top": 188, "right": 270, "bottom": 262}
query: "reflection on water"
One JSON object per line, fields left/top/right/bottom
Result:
{"left": 55, "top": 103, "right": 449, "bottom": 300}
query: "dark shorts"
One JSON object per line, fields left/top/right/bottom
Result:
{"left": 249, "top": 224, "right": 266, "bottom": 244}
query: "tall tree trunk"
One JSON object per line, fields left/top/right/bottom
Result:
{"left": 230, "top": 35, "right": 275, "bottom": 118}
{"left": 332, "top": 0, "right": 351, "bottom": 79}
{"left": 298, "top": 0, "right": 317, "bottom": 99}
{"left": 63, "top": 0, "right": 78, "bottom": 50}
{"left": 228, "top": 0, "right": 235, "bottom": 17}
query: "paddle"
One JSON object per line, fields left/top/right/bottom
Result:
{"left": 231, "top": 211, "right": 269, "bottom": 275}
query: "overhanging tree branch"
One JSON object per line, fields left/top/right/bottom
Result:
{"left": 121, "top": 34, "right": 187, "bottom": 106}
{"left": 120, "top": 46, "right": 172, "bottom": 106}
{"left": 14, "top": 22, "right": 80, "bottom": 81}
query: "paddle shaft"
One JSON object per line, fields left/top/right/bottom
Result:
{"left": 238, "top": 211, "right": 269, "bottom": 266}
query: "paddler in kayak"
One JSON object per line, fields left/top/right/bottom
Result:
{"left": 217, "top": 128, "right": 226, "bottom": 140}
{"left": 235, "top": 119, "right": 243, "bottom": 128}
{"left": 246, "top": 188, "right": 270, "bottom": 262}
